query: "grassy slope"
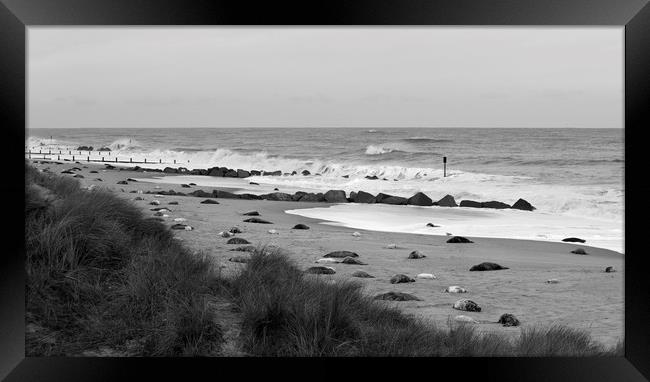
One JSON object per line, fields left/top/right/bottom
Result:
{"left": 26, "top": 164, "right": 222, "bottom": 356}
{"left": 25, "top": 163, "right": 622, "bottom": 357}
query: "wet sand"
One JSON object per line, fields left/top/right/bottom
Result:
{"left": 32, "top": 160, "right": 625, "bottom": 348}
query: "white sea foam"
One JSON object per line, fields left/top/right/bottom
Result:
{"left": 285, "top": 203, "right": 624, "bottom": 253}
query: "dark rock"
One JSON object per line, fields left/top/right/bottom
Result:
{"left": 511, "top": 198, "right": 536, "bottom": 211}
{"left": 224, "top": 170, "right": 238, "bottom": 177}
{"left": 190, "top": 189, "right": 212, "bottom": 198}
{"left": 76, "top": 145, "right": 93, "bottom": 151}
{"left": 408, "top": 250, "right": 426, "bottom": 259}
{"left": 265, "top": 170, "right": 282, "bottom": 176}
{"left": 229, "top": 227, "right": 242, "bottom": 234}
{"left": 249, "top": 182, "right": 259, "bottom": 185}
{"left": 171, "top": 224, "right": 190, "bottom": 230}
{"left": 365, "top": 175, "right": 379, "bottom": 180}
{"left": 481, "top": 201, "right": 511, "bottom": 209}
{"left": 189, "top": 169, "right": 208, "bottom": 175}
{"left": 352, "top": 191, "right": 376, "bottom": 203}
{"left": 324, "top": 190, "right": 347, "bottom": 203}
{"left": 238, "top": 193, "right": 262, "bottom": 200}
{"left": 426, "top": 223, "right": 439, "bottom": 227}
{"left": 89, "top": 170, "right": 98, "bottom": 174}
{"left": 460, "top": 200, "right": 482, "bottom": 208}
{"left": 213, "top": 190, "right": 240, "bottom": 199}
{"left": 374, "top": 193, "right": 394, "bottom": 203}
{"left": 379, "top": 196, "right": 408, "bottom": 205}
{"left": 242, "top": 211, "right": 260, "bottom": 216}
{"left": 305, "top": 266, "right": 336, "bottom": 275}
{"left": 227, "top": 237, "right": 251, "bottom": 245}
{"left": 390, "top": 274, "right": 415, "bottom": 284}
{"left": 261, "top": 192, "right": 293, "bottom": 201}
{"left": 189, "top": 183, "right": 197, "bottom": 186}
{"left": 407, "top": 192, "right": 433, "bottom": 206}
{"left": 116, "top": 180, "right": 128, "bottom": 185}
{"left": 250, "top": 170, "right": 261, "bottom": 176}
{"left": 447, "top": 236, "right": 473, "bottom": 243}
{"left": 571, "top": 248, "right": 588, "bottom": 255}
{"left": 291, "top": 171, "right": 297, "bottom": 175}
{"left": 341, "top": 257, "right": 367, "bottom": 265}
{"left": 324, "top": 251, "right": 358, "bottom": 258}
{"left": 150, "top": 207, "right": 170, "bottom": 211}
{"left": 374, "top": 292, "right": 422, "bottom": 301}
{"left": 181, "top": 184, "right": 191, "bottom": 188}
{"left": 470, "top": 262, "right": 509, "bottom": 271}
{"left": 98, "top": 147, "right": 111, "bottom": 151}
{"left": 127, "top": 178, "right": 138, "bottom": 182}
{"left": 292, "top": 191, "right": 308, "bottom": 201}
{"left": 129, "top": 190, "right": 137, "bottom": 193}
{"left": 94, "top": 178, "right": 103, "bottom": 182}
{"left": 292, "top": 224, "right": 310, "bottom": 230}
{"left": 351, "top": 271, "right": 375, "bottom": 278}
{"left": 342, "top": 175, "right": 350, "bottom": 178}
{"left": 208, "top": 167, "right": 227, "bottom": 177}
{"left": 498, "top": 313, "right": 520, "bottom": 327}
{"left": 605, "top": 266, "right": 616, "bottom": 273}
{"left": 61, "top": 170, "right": 75, "bottom": 174}
{"left": 168, "top": 201, "right": 179, "bottom": 205}
{"left": 73, "top": 174, "right": 84, "bottom": 178}
{"left": 301, "top": 170, "right": 311, "bottom": 176}
{"left": 229, "top": 256, "right": 250, "bottom": 263}
{"left": 237, "top": 169, "right": 250, "bottom": 178}
{"left": 163, "top": 167, "right": 179, "bottom": 174}
{"left": 71, "top": 167, "right": 82, "bottom": 171}
{"left": 437, "top": 194, "right": 458, "bottom": 207}
{"left": 243, "top": 217, "right": 273, "bottom": 224}
{"left": 453, "top": 299, "right": 481, "bottom": 312}
{"left": 562, "top": 237, "right": 586, "bottom": 243}
{"left": 299, "top": 192, "right": 325, "bottom": 202}
{"left": 200, "top": 199, "right": 219, "bottom": 204}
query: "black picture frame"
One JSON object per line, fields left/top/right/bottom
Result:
{"left": 2, "top": 0, "right": 648, "bottom": 380}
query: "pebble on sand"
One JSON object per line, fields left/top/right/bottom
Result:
{"left": 426, "top": 223, "right": 440, "bottom": 227}
{"left": 352, "top": 232, "right": 361, "bottom": 237}
{"left": 562, "top": 237, "right": 586, "bottom": 243}
{"left": 453, "top": 299, "right": 481, "bottom": 312}
{"left": 373, "top": 292, "right": 422, "bottom": 301}
{"left": 242, "top": 211, "right": 260, "bottom": 216}
{"left": 571, "top": 248, "right": 588, "bottom": 255}
{"left": 168, "top": 201, "right": 179, "bottom": 205}
{"left": 292, "top": 223, "right": 310, "bottom": 230}
{"left": 229, "top": 227, "right": 243, "bottom": 234}
{"left": 546, "top": 279, "right": 560, "bottom": 284}
{"left": 268, "top": 229, "right": 279, "bottom": 234}
{"left": 149, "top": 200, "right": 161, "bottom": 205}
{"left": 386, "top": 243, "right": 398, "bottom": 249}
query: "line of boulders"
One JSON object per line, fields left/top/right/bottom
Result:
{"left": 105, "top": 164, "right": 535, "bottom": 211}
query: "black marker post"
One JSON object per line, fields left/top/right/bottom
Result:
{"left": 443, "top": 156, "right": 447, "bottom": 177}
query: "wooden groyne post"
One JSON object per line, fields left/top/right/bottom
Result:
{"left": 443, "top": 156, "right": 447, "bottom": 177}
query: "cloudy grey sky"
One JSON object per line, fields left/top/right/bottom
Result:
{"left": 28, "top": 27, "right": 623, "bottom": 129}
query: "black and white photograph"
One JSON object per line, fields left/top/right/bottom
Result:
{"left": 24, "top": 26, "right": 625, "bottom": 358}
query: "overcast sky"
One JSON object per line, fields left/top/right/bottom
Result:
{"left": 28, "top": 27, "right": 623, "bottom": 129}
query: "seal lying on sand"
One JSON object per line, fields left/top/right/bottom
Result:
{"left": 453, "top": 299, "right": 481, "bottom": 312}
{"left": 497, "top": 313, "right": 520, "bottom": 327}
{"left": 454, "top": 315, "right": 479, "bottom": 324}
{"left": 445, "top": 286, "right": 467, "bottom": 293}
{"left": 469, "top": 262, "right": 509, "bottom": 271}
{"left": 374, "top": 292, "right": 422, "bottom": 301}
{"left": 390, "top": 274, "right": 415, "bottom": 284}
{"left": 351, "top": 271, "right": 374, "bottom": 278}
{"left": 305, "top": 266, "right": 336, "bottom": 275}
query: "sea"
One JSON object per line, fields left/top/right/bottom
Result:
{"left": 26, "top": 128, "right": 625, "bottom": 253}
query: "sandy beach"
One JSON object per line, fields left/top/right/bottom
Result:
{"left": 32, "top": 160, "right": 625, "bottom": 348}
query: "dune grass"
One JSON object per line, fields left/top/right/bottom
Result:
{"left": 25, "top": 163, "right": 622, "bottom": 357}
{"left": 226, "top": 247, "right": 622, "bottom": 357}
{"left": 25, "top": 164, "right": 223, "bottom": 356}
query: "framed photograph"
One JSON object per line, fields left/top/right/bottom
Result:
{"left": 3, "top": 0, "right": 649, "bottom": 380}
